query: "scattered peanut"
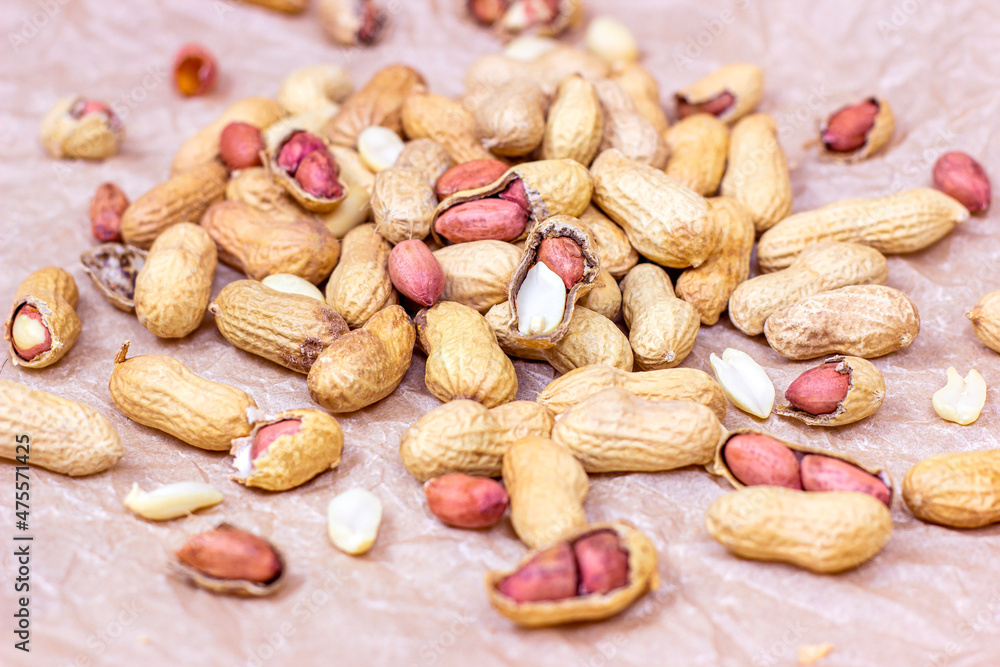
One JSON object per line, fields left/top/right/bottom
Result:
{"left": 175, "top": 524, "right": 284, "bottom": 596}
{"left": 171, "top": 97, "right": 285, "bottom": 175}
{"left": 424, "top": 474, "right": 508, "bottom": 529}
{"left": 540, "top": 75, "right": 603, "bottom": 165}
{"left": 172, "top": 43, "right": 217, "bottom": 97}
{"left": 820, "top": 97, "right": 894, "bottom": 162}
{"left": 327, "top": 488, "right": 382, "bottom": 555}
{"left": 585, "top": 17, "right": 639, "bottom": 64}
{"left": 434, "top": 240, "right": 520, "bottom": 313}
{"left": 261, "top": 274, "right": 325, "bottom": 301}
{"left": 776, "top": 356, "right": 885, "bottom": 426}
{"left": 276, "top": 63, "right": 353, "bottom": 115}
{"left": 40, "top": 96, "right": 124, "bottom": 160}
{"left": 219, "top": 122, "right": 265, "bottom": 171}
{"left": 933, "top": 151, "right": 991, "bottom": 213}
{"left": 967, "top": 290, "right": 1000, "bottom": 354}
{"left": 664, "top": 114, "right": 729, "bottom": 197}
{"left": 4, "top": 267, "right": 80, "bottom": 368}
{"left": 357, "top": 125, "right": 405, "bottom": 172}
{"left": 932, "top": 367, "right": 986, "bottom": 426}
{"left": 676, "top": 63, "right": 763, "bottom": 124}
{"left": 709, "top": 348, "right": 775, "bottom": 419}
{"left": 89, "top": 182, "right": 129, "bottom": 243}
{"left": 123, "top": 482, "right": 224, "bottom": 521}
{"left": 231, "top": 409, "right": 343, "bottom": 491}
{"left": 903, "top": 450, "right": 1000, "bottom": 528}
{"left": 389, "top": 240, "right": 445, "bottom": 307}
{"left": 318, "top": 0, "right": 386, "bottom": 46}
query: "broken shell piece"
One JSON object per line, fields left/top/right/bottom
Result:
{"left": 709, "top": 348, "right": 775, "bottom": 419}
{"left": 123, "top": 481, "right": 223, "bottom": 521}
{"left": 515, "top": 262, "right": 567, "bottom": 336}
{"left": 80, "top": 244, "right": 147, "bottom": 312}
{"left": 932, "top": 367, "right": 986, "bottom": 426}
{"left": 174, "top": 523, "right": 285, "bottom": 596}
{"left": 327, "top": 488, "right": 382, "bottom": 556}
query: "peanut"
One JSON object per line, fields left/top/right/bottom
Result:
{"left": 39, "top": 97, "right": 124, "bottom": 161}
{"left": 210, "top": 280, "right": 349, "bottom": 373}
{"left": 496, "top": 0, "right": 583, "bottom": 38}
{"left": 574, "top": 529, "right": 630, "bottom": 595}
{"left": 540, "top": 74, "right": 603, "bottom": 166}
{"left": 675, "top": 63, "right": 763, "bottom": 124}
{"left": 317, "top": 0, "right": 386, "bottom": 47}
{"left": 609, "top": 63, "right": 670, "bottom": 136}
{"left": 536, "top": 238, "right": 585, "bottom": 290}
{"left": 756, "top": 188, "right": 970, "bottom": 272}
{"left": 503, "top": 435, "right": 588, "bottom": 548}
{"left": 219, "top": 122, "right": 265, "bottom": 171}
{"left": 323, "top": 65, "right": 426, "bottom": 148}
{"left": 552, "top": 388, "right": 724, "bottom": 473}
{"left": 0, "top": 379, "right": 122, "bottom": 476}
{"left": 172, "top": 43, "right": 217, "bottom": 97}
{"left": 402, "top": 91, "right": 495, "bottom": 164}
{"left": 473, "top": 80, "right": 547, "bottom": 157}
{"left": 171, "top": 97, "right": 285, "bottom": 175}
{"left": 709, "top": 348, "right": 775, "bottom": 419}
{"left": 435, "top": 159, "right": 508, "bottom": 199}
{"left": 933, "top": 151, "right": 991, "bottom": 213}
{"left": 327, "top": 488, "right": 382, "bottom": 555}
{"left": 4, "top": 267, "right": 80, "bottom": 369}
{"left": 320, "top": 145, "right": 377, "bottom": 236}
{"left": 777, "top": 356, "right": 885, "bottom": 426}
{"left": 123, "top": 482, "right": 224, "bottom": 521}
{"left": 89, "top": 182, "right": 128, "bottom": 242}
{"left": 325, "top": 224, "right": 397, "bottom": 328}
{"left": 821, "top": 97, "right": 894, "bottom": 162}
{"left": 424, "top": 474, "right": 508, "bottom": 529}
{"left": 595, "top": 79, "right": 669, "bottom": 169}
{"left": 372, "top": 166, "right": 439, "bottom": 243}
{"left": 719, "top": 113, "right": 793, "bottom": 233}
{"left": 621, "top": 264, "right": 700, "bottom": 370}
{"left": 722, "top": 433, "right": 802, "bottom": 490}
{"left": 109, "top": 341, "right": 258, "bottom": 451}
{"left": 224, "top": 167, "right": 304, "bottom": 224}
{"left": 307, "top": 305, "right": 415, "bottom": 413}
{"left": 967, "top": 289, "right": 1000, "bottom": 354}
{"left": 134, "top": 223, "right": 217, "bottom": 339}
{"left": 388, "top": 240, "right": 445, "bottom": 307}
{"left": 577, "top": 268, "right": 622, "bottom": 321}
{"left": 276, "top": 63, "right": 353, "bottom": 114}
{"left": 496, "top": 542, "right": 578, "bottom": 603}
{"left": 764, "top": 285, "right": 920, "bottom": 360}
{"left": 434, "top": 199, "right": 528, "bottom": 244}
{"left": 267, "top": 130, "right": 347, "bottom": 212}
{"left": 585, "top": 17, "right": 639, "bottom": 64}
{"left": 903, "top": 450, "right": 1000, "bottom": 528}
{"left": 434, "top": 240, "right": 520, "bottom": 313}
{"left": 664, "top": 114, "right": 729, "bottom": 197}
{"left": 784, "top": 362, "right": 849, "bottom": 414}
{"left": 399, "top": 400, "right": 555, "bottom": 482}
{"left": 395, "top": 138, "right": 455, "bottom": 185}
{"left": 577, "top": 205, "right": 637, "bottom": 278}
{"left": 932, "top": 367, "right": 987, "bottom": 425}
{"left": 800, "top": 455, "right": 892, "bottom": 506}
{"left": 175, "top": 524, "right": 284, "bottom": 595}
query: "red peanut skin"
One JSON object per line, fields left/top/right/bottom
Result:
{"left": 723, "top": 434, "right": 803, "bottom": 490}
{"left": 933, "top": 151, "right": 991, "bottom": 213}
{"left": 11, "top": 306, "right": 52, "bottom": 360}
{"left": 822, "top": 99, "right": 879, "bottom": 152}
{"left": 497, "top": 178, "right": 530, "bottom": 212}
{"left": 220, "top": 122, "right": 264, "bottom": 171}
{"left": 388, "top": 240, "right": 445, "bottom": 307}
{"left": 435, "top": 159, "right": 508, "bottom": 199}
{"left": 277, "top": 131, "right": 329, "bottom": 172}
{"left": 536, "top": 237, "right": 585, "bottom": 290}
{"left": 89, "top": 182, "right": 129, "bottom": 242}
{"left": 677, "top": 91, "right": 735, "bottom": 119}
{"left": 497, "top": 542, "right": 578, "bottom": 603}
{"left": 172, "top": 43, "right": 218, "bottom": 97}
{"left": 424, "top": 474, "right": 508, "bottom": 529}
{"left": 251, "top": 420, "right": 302, "bottom": 460}
{"left": 784, "top": 363, "right": 850, "bottom": 415}
{"left": 295, "top": 149, "right": 344, "bottom": 199}
{"left": 434, "top": 199, "right": 528, "bottom": 243}
{"left": 176, "top": 526, "right": 282, "bottom": 583}
{"left": 573, "top": 530, "right": 629, "bottom": 595}
{"left": 800, "top": 455, "right": 891, "bottom": 507}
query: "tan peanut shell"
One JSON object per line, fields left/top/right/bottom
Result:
{"left": 320, "top": 146, "right": 377, "bottom": 237}
{"left": 903, "top": 450, "right": 1000, "bottom": 528}
{"left": 434, "top": 240, "right": 520, "bottom": 313}
{"left": 577, "top": 269, "right": 622, "bottom": 321}
{"left": 242, "top": 0, "right": 308, "bottom": 11}
{"left": 210, "top": 280, "right": 349, "bottom": 373}
{"left": 399, "top": 400, "right": 555, "bottom": 482}
{"left": 231, "top": 409, "right": 343, "bottom": 491}
{"left": 676, "top": 63, "right": 763, "bottom": 124}
{"left": 595, "top": 79, "right": 669, "bottom": 170}
{"left": 0, "top": 379, "right": 122, "bottom": 476}
{"left": 541, "top": 75, "right": 603, "bottom": 166}
{"left": 265, "top": 131, "right": 348, "bottom": 213}
{"left": 496, "top": 0, "right": 583, "bottom": 38}
{"left": 764, "top": 285, "right": 920, "bottom": 360}
{"left": 756, "top": 188, "right": 970, "bottom": 272}
{"left": 506, "top": 215, "right": 601, "bottom": 348}
{"left": 134, "top": 223, "right": 217, "bottom": 339}
{"left": 486, "top": 521, "right": 659, "bottom": 628}
{"left": 775, "top": 356, "right": 886, "bottom": 426}
{"left": 537, "top": 365, "right": 727, "bottom": 422}
{"left": 39, "top": 96, "right": 124, "bottom": 160}
{"left": 416, "top": 301, "right": 517, "bottom": 408}
{"left": 4, "top": 267, "right": 80, "bottom": 369}
{"left": 225, "top": 167, "right": 305, "bottom": 224}
{"left": 664, "top": 114, "right": 729, "bottom": 196}
{"left": 552, "top": 388, "right": 724, "bottom": 473}
{"left": 706, "top": 487, "right": 892, "bottom": 573}
{"left": 325, "top": 224, "right": 397, "bottom": 328}
{"left": 474, "top": 80, "right": 547, "bottom": 158}
{"left": 502, "top": 436, "right": 588, "bottom": 549}
{"left": 307, "top": 305, "right": 415, "bottom": 413}
{"left": 323, "top": 65, "right": 426, "bottom": 148}
{"left": 719, "top": 113, "right": 792, "bottom": 233}
{"left": 486, "top": 302, "right": 633, "bottom": 374}
{"left": 611, "top": 63, "right": 670, "bottom": 135}
{"left": 822, "top": 98, "right": 894, "bottom": 163}
{"left": 201, "top": 201, "right": 339, "bottom": 283}
{"left": 967, "top": 290, "right": 1000, "bottom": 354}
{"left": 728, "top": 241, "right": 889, "bottom": 336}
{"left": 121, "top": 160, "right": 229, "bottom": 249}
{"left": 590, "top": 148, "right": 717, "bottom": 268}
{"left": 621, "top": 264, "right": 700, "bottom": 370}
{"left": 577, "top": 206, "right": 637, "bottom": 278}
{"left": 394, "top": 139, "right": 454, "bottom": 185}
{"left": 263, "top": 104, "right": 340, "bottom": 152}
{"left": 675, "top": 197, "right": 755, "bottom": 325}
{"left": 109, "top": 342, "right": 257, "bottom": 451}
{"left": 464, "top": 48, "right": 610, "bottom": 100}
{"left": 171, "top": 97, "right": 285, "bottom": 175}
{"left": 401, "top": 91, "right": 495, "bottom": 164}
{"left": 276, "top": 63, "right": 353, "bottom": 114}
{"left": 80, "top": 244, "right": 146, "bottom": 313}
{"left": 371, "top": 166, "right": 438, "bottom": 244}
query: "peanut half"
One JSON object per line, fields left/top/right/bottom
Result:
{"left": 4, "top": 267, "right": 80, "bottom": 369}
{"left": 709, "top": 348, "right": 775, "bottom": 419}
{"left": 399, "top": 400, "right": 555, "bottom": 482}
{"left": 424, "top": 474, "right": 508, "bottom": 529}
{"left": 175, "top": 524, "right": 284, "bottom": 596}
{"left": 231, "top": 409, "right": 343, "bottom": 491}
{"left": 503, "top": 435, "right": 588, "bottom": 548}
{"left": 764, "top": 285, "right": 920, "bottom": 360}
{"left": 933, "top": 151, "right": 991, "bottom": 213}
{"left": 719, "top": 113, "right": 793, "bottom": 233}
{"left": 820, "top": 97, "right": 894, "bottom": 162}
{"left": 931, "top": 367, "right": 986, "bottom": 426}
{"left": 0, "top": 379, "right": 122, "bottom": 476}
{"left": 325, "top": 223, "right": 397, "bottom": 329}
{"left": 266, "top": 130, "right": 348, "bottom": 213}
{"left": 435, "top": 159, "right": 508, "bottom": 199}
{"left": 776, "top": 356, "right": 886, "bottom": 427}
{"left": 552, "top": 388, "right": 723, "bottom": 473}
{"left": 40, "top": 96, "right": 124, "bottom": 160}
{"left": 675, "top": 63, "right": 764, "bottom": 124}
{"left": 124, "top": 482, "right": 224, "bottom": 521}
{"left": 109, "top": 342, "right": 258, "bottom": 451}
{"left": 307, "top": 305, "right": 415, "bottom": 413}
{"left": 903, "top": 450, "right": 1000, "bottom": 528}
{"left": 486, "top": 521, "right": 659, "bottom": 628}
{"left": 80, "top": 243, "right": 146, "bottom": 313}
{"left": 664, "top": 114, "right": 729, "bottom": 197}
{"left": 327, "top": 488, "right": 382, "bottom": 556}
{"left": 621, "top": 264, "right": 700, "bottom": 370}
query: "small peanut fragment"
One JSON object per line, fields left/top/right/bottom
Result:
{"left": 800, "top": 455, "right": 891, "bottom": 507}
{"left": 584, "top": 17, "right": 638, "bottom": 64}
{"left": 327, "top": 489, "right": 382, "bottom": 556}
{"left": 357, "top": 125, "right": 404, "bottom": 172}
{"left": 536, "top": 237, "right": 584, "bottom": 290}
{"left": 932, "top": 367, "right": 986, "bottom": 426}
{"left": 821, "top": 99, "right": 879, "bottom": 153}
{"left": 123, "top": 482, "right": 223, "bottom": 521}
{"left": 435, "top": 159, "right": 508, "bottom": 199}
{"left": 573, "top": 530, "right": 629, "bottom": 595}
{"left": 424, "top": 474, "right": 509, "bottom": 529}
{"left": 172, "top": 43, "right": 218, "bottom": 97}
{"left": 317, "top": 0, "right": 386, "bottom": 47}
{"left": 219, "top": 122, "right": 265, "bottom": 171}
{"left": 785, "top": 362, "right": 850, "bottom": 415}
{"left": 468, "top": 0, "right": 510, "bottom": 25}
{"left": 723, "top": 433, "right": 802, "bottom": 490}
{"left": 709, "top": 348, "right": 775, "bottom": 418}
{"left": 176, "top": 525, "right": 282, "bottom": 584}
{"left": 89, "top": 182, "right": 129, "bottom": 242}
{"left": 434, "top": 199, "right": 528, "bottom": 244}
{"left": 497, "top": 542, "right": 578, "bottom": 604}
{"left": 10, "top": 305, "right": 51, "bottom": 361}
{"left": 933, "top": 151, "right": 991, "bottom": 213}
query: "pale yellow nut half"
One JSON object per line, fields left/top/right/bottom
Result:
{"left": 709, "top": 348, "right": 774, "bottom": 418}
{"left": 585, "top": 17, "right": 639, "bottom": 64}
{"left": 515, "top": 262, "right": 567, "bottom": 335}
{"left": 261, "top": 274, "right": 325, "bottom": 301}
{"left": 327, "top": 489, "right": 382, "bottom": 556}
{"left": 503, "top": 36, "right": 559, "bottom": 61}
{"left": 932, "top": 367, "right": 986, "bottom": 426}
{"left": 123, "top": 482, "right": 223, "bottom": 521}
{"left": 357, "top": 126, "right": 405, "bottom": 173}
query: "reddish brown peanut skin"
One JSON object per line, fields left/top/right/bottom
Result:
{"left": 573, "top": 530, "right": 629, "bottom": 596}
{"left": 176, "top": 526, "right": 282, "bottom": 584}
{"left": 677, "top": 92, "right": 735, "bottom": 119}
{"left": 822, "top": 100, "right": 879, "bottom": 152}
{"left": 933, "top": 151, "right": 991, "bottom": 213}
{"left": 219, "top": 122, "right": 265, "bottom": 171}
{"left": 89, "top": 182, "right": 128, "bottom": 242}
{"left": 497, "top": 178, "right": 531, "bottom": 211}
{"left": 424, "top": 474, "right": 509, "bottom": 529}
{"left": 723, "top": 433, "right": 802, "bottom": 490}
{"left": 800, "top": 455, "right": 891, "bottom": 507}
{"left": 434, "top": 199, "right": 528, "bottom": 244}
{"left": 389, "top": 240, "right": 445, "bottom": 307}
{"left": 278, "top": 131, "right": 328, "bottom": 172}
{"left": 536, "top": 237, "right": 585, "bottom": 290}
{"left": 436, "top": 159, "right": 509, "bottom": 199}
{"left": 496, "top": 542, "right": 578, "bottom": 603}
{"left": 11, "top": 306, "right": 52, "bottom": 360}
{"left": 295, "top": 149, "right": 343, "bottom": 199}
{"left": 785, "top": 362, "right": 850, "bottom": 415}
{"left": 250, "top": 419, "right": 302, "bottom": 460}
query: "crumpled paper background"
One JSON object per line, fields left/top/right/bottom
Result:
{"left": 2, "top": 0, "right": 1000, "bottom": 665}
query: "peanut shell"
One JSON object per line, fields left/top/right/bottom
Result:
{"left": 664, "top": 113, "right": 729, "bottom": 196}
{"left": 434, "top": 240, "right": 520, "bottom": 313}
{"left": 323, "top": 65, "right": 426, "bottom": 148}
{"left": 774, "top": 356, "right": 886, "bottom": 426}
{"left": 325, "top": 223, "right": 397, "bottom": 328}
{"left": 172, "top": 97, "right": 285, "bottom": 175}
{"left": 903, "top": 450, "right": 1000, "bottom": 528}
{"left": 371, "top": 166, "right": 438, "bottom": 244}
{"left": 577, "top": 205, "right": 637, "bottom": 278}
{"left": 402, "top": 91, "right": 494, "bottom": 164}
{"left": 540, "top": 74, "right": 603, "bottom": 166}
{"left": 676, "top": 63, "right": 763, "bottom": 124}
{"left": 719, "top": 113, "right": 792, "bottom": 233}
{"left": 621, "top": 264, "right": 700, "bottom": 370}
{"left": 4, "top": 267, "right": 80, "bottom": 369}
{"left": 231, "top": 409, "right": 343, "bottom": 491}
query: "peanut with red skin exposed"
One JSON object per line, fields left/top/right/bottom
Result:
{"left": 435, "top": 159, "right": 509, "bottom": 199}
{"left": 10, "top": 305, "right": 52, "bottom": 361}
{"left": 89, "top": 182, "right": 129, "bottom": 242}
{"left": 72, "top": 99, "right": 123, "bottom": 129}
{"left": 784, "top": 362, "right": 850, "bottom": 415}
{"left": 435, "top": 199, "right": 528, "bottom": 244}
{"left": 723, "top": 433, "right": 803, "bottom": 490}
{"left": 677, "top": 91, "right": 735, "bottom": 119}
{"left": 219, "top": 122, "right": 264, "bottom": 171}
{"left": 277, "top": 131, "right": 329, "bottom": 173}
{"left": 536, "top": 237, "right": 585, "bottom": 290}
{"left": 295, "top": 149, "right": 343, "bottom": 199}
{"left": 933, "top": 151, "right": 991, "bottom": 213}
{"left": 424, "top": 474, "right": 509, "bottom": 529}
{"left": 388, "top": 240, "right": 445, "bottom": 307}
{"left": 468, "top": 0, "right": 510, "bottom": 24}
{"left": 497, "top": 542, "right": 578, "bottom": 603}
{"left": 251, "top": 420, "right": 302, "bottom": 460}
{"left": 800, "top": 455, "right": 891, "bottom": 506}
{"left": 172, "top": 43, "right": 218, "bottom": 97}
{"left": 176, "top": 525, "right": 282, "bottom": 583}
{"left": 822, "top": 99, "right": 879, "bottom": 153}
{"left": 497, "top": 178, "right": 531, "bottom": 211}
{"left": 573, "top": 530, "right": 629, "bottom": 595}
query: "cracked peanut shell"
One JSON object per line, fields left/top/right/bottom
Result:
{"left": 774, "top": 356, "right": 885, "bottom": 426}
{"left": 231, "top": 409, "right": 343, "bottom": 491}
{"left": 675, "top": 63, "right": 763, "bottom": 124}
{"left": 80, "top": 243, "right": 146, "bottom": 313}
{"left": 4, "top": 267, "right": 80, "bottom": 369}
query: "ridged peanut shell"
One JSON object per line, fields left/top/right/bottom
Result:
{"left": 729, "top": 241, "right": 888, "bottom": 336}
{"left": 610, "top": 63, "right": 669, "bottom": 135}
{"left": 577, "top": 268, "right": 621, "bottom": 321}
{"left": 108, "top": 342, "right": 257, "bottom": 451}
{"left": 552, "top": 388, "right": 724, "bottom": 473}
{"left": 402, "top": 92, "right": 494, "bottom": 164}
{"left": 502, "top": 436, "right": 588, "bottom": 548}
{"left": 276, "top": 63, "right": 352, "bottom": 115}
{"left": 764, "top": 285, "right": 920, "bottom": 360}
{"left": 595, "top": 80, "right": 669, "bottom": 170}
{"left": 371, "top": 166, "right": 438, "bottom": 244}
{"left": 756, "top": 188, "right": 970, "bottom": 272}
{"left": 416, "top": 301, "right": 517, "bottom": 407}
{"left": 577, "top": 206, "right": 637, "bottom": 278}
{"left": 134, "top": 223, "right": 217, "bottom": 339}
{"left": 474, "top": 80, "right": 547, "bottom": 158}
{"left": 591, "top": 148, "right": 717, "bottom": 268}
{"left": 399, "top": 400, "right": 554, "bottom": 482}
{"left": 323, "top": 65, "right": 426, "bottom": 148}
{"left": 171, "top": 97, "right": 285, "bottom": 175}
{"left": 210, "top": 280, "right": 349, "bottom": 373}
{"left": 537, "top": 365, "right": 727, "bottom": 421}
{"left": 665, "top": 113, "right": 729, "bottom": 197}
{"left": 39, "top": 96, "right": 124, "bottom": 160}
{"left": 231, "top": 409, "right": 343, "bottom": 491}
{"left": 967, "top": 290, "right": 1000, "bottom": 354}
{"left": 541, "top": 75, "right": 603, "bottom": 166}
{"left": 486, "top": 521, "right": 659, "bottom": 628}
{"left": 719, "top": 113, "right": 792, "bottom": 233}
{"left": 821, "top": 97, "right": 894, "bottom": 163}
{"left": 774, "top": 356, "right": 886, "bottom": 426}
{"left": 394, "top": 138, "right": 454, "bottom": 185}
{"left": 903, "top": 450, "right": 1000, "bottom": 528}
{"left": 325, "top": 223, "right": 397, "bottom": 328}
{"left": 676, "top": 63, "right": 763, "bottom": 124}
{"left": 434, "top": 240, "right": 520, "bottom": 313}
{"left": 0, "top": 379, "right": 122, "bottom": 476}
{"left": 621, "top": 264, "right": 700, "bottom": 370}
{"left": 225, "top": 167, "right": 305, "bottom": 224}
{"left": 4, "top": 267, "right": 80, "bottom": 369}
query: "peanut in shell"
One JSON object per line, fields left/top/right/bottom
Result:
{"left": 4, "top": 267, "right": 80, "bottom": 369}
{"left": 903, "top": 450, "right": 1000, "bottom": 529}
{"left": 775, "top": 356, "right": 885, "bottom": 426}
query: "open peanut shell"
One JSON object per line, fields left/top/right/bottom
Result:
{"left": 820, "top": 97, "right": 894, "bottom": 163}
{"left": 264, "top": 129, "right": 348, "bottom": 213}
{"left": 774, "top": 356, "right": 885, "bottom": 427}
{"left": 173, "top": 523, "right": 286, "bottom": 597}
{"left": 4, "top": 267, "right": 81, "bottom": 369}
{"left": 80, "top": 243, "right": 147, "bottom": 313}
